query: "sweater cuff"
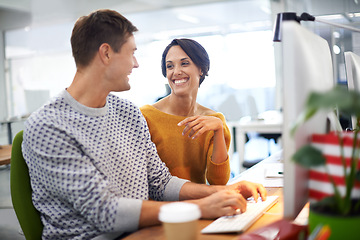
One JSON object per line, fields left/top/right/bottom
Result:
{"left": 163, "top": 176, "right": 189, "bottom": 201}
{"left": 207, "top": 156, "right": 231, "bottom": 185}
{"left": 113, "top": 198, "right": 142, "bottom": 232}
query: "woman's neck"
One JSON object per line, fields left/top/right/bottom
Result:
{"left": 156, "top": 94, "right": 199, "bottom": 117}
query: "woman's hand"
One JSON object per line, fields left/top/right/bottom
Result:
{"left": 178, "top": 116, "right": 223, "bottom": 139}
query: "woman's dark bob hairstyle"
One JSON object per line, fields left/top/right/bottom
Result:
{"left": 161, "top": 38, "right": 210, "bottom": 86}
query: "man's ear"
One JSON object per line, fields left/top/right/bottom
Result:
{"left": 99, "top": 43, "right": 111, "bottom": 64}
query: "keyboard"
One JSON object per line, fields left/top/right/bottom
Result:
{"left": 201, "top": 195, "right": 279, "bottom": 234}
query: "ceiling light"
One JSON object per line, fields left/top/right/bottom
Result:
{"left": 177, "top": 14, "right": 199, "bottom": 24}
{"left": 316, "top": 14, "right": 344, "bottom": 21}
{"left": 333, "top": 45, "right": 341, "bottom": 54}
{"left": 333, "top": 31, "right": 340, "bottom": 38}
{"left": 260, "top": 5, "right": 270, "bottom": 14}
{"left": 352, "top": 12, "right": 360, "bottom": 17}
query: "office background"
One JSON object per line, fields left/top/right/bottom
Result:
{"left": 0, "top": 1, "right": 359, "bottom": 238}
{"left": 0, "top": 0, "right": 359, "bottom": 146}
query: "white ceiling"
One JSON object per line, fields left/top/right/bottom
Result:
{"left": 0, "top": 0, "right": 274, "bottom": 40}
{"left": 0, "top": 0, "right": 359, "bottom": 38}
{"left": 0, "top": 0, "right": 240, "bottom": 27}
{"left": 1, "top": 0, "right": 360, "bottom": 30}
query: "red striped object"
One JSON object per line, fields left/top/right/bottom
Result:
{"left": 308, "top": 132, "right": 360, "bottom": 201}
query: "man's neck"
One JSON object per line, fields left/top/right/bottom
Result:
{"left": 67, "top": 70, "right": 109, "bottom": 108}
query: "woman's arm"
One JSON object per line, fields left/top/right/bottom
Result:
{"left": 178, "top": 114, "right": 231, "bottom": 184}
{"left": 177, "top": 115, "right": 228, "bottom": 164}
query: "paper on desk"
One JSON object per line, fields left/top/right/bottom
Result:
{"left": 265, "top": 163, "right": 283, "bottom": 178}
{"left": 263, "top": 163, "right": 283, "bottom": 187}
{"left": 233, "top": 163, "right": 284, "bottom": 187}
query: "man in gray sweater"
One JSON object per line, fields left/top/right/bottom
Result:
{"left": 22, "top": 9, "right": 267, "bottom": 240}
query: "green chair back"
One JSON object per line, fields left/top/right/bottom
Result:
{"left": 10, "top": 130, "right": 43, "bottom": 239}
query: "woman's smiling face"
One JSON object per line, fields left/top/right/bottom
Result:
{"left": 165, "top": 45, "right": 202, "bottom": 96}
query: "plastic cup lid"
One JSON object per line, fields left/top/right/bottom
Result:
{"left": 158, "top": 202, "right": 201, "bottom": 223}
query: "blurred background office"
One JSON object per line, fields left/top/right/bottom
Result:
{"left": 0, "top": 0, "right": 360, "bottom": 167}
{"left": 1, "top": 1, "right": 359, "bottom": 238}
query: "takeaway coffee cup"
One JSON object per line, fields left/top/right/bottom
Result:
{"left": 159, "top": 202, "right": 201, "bottom": 240}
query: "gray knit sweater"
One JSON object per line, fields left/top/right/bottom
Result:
{"left": 22, "top": 90, "right": 187, "bottom": 240}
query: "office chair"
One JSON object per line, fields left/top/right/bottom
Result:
{"left": 10, "top": 130, "right": 43, "bottom": 240}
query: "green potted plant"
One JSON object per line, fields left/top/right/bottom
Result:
{"left": 291, "top": 86, "right": 360, "bottom": 240}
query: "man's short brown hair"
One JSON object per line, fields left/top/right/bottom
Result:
{"left": 71, "top": 9, "right": 138, "bottom": 68}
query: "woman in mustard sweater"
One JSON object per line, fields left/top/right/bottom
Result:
{"left": 140, "top": 38, "right": 231, "bottom": 185}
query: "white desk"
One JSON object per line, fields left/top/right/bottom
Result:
{"left": 228, "top": 150, "right": 283, "bottom": 187}
{"left": 227, "top": 112, "right": 283, "bottom": 170}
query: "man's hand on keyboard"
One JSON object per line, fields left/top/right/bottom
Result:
{"left": 227, "top": 180, "right": 267, "bottom": 203}
{"left": 194, "top": 190, "right": 247, "bottom": 219}
{"left": 182, "top": 180, "right": 267, "bottom": 220}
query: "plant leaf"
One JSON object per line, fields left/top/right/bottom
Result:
{"left": 292, "top": 145, "right": 326, "bottom": 168}
{"left": 291, "top": 86, "right": 360, "bottom": 136}
{"left": 356, "top": 170, "right": 360, "bottom": 183}
{"left": 290, "top": 107, "right": 317, "bottom": 136}
{"left": 306, "top": 87, "right": 360, "bottom": 117}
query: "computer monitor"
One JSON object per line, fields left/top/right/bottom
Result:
{"left": 344, "top": 51, "right": 360, "bottom": 129}
{"left": 280, "top": 21, "right": 334, "bottom": 219}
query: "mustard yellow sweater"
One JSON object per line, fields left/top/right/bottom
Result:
{"left": 140, "top": 105, "right": 231, "bottom": 185}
